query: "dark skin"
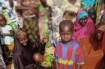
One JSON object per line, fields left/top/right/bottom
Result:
{"left": 58, "top": 25, "right": 80, "bottom": 69}
{"left": 16, "top": 32, "right": 28, "bottom": 46}
{"left": 9, "top": 0, "right": 14, "bottom": 8}
{"left": 79, "top": 16, "right": 88, "bottom": 26}
{"left": 0, "top": 15, "right": 14, "bottom": 37}
{"left": 16, "top": 0, "right": 38, "bottom": 15}
{"left": 39, "top": 0, "right": 52, "bottom": 22}
{"left": 95, "top": 30, "right": 104, "bottom": 41}
{"left": 60, "top": 26, "right": 73, "bottom": 44}
{"left": 33, "top": 53, "right": 43, "bottom": 63}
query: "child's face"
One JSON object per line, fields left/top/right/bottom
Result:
{"left": 79, "top": 16, "right": 88, "bottom": 26}
{"left": 33, "top": 53, "right": 43, "bottom": 63}
{"left": 0, "top": 16, "right": 6, "bottom": 27}
{"left": 60, "top": 26, "right": 73, "bottom": 44}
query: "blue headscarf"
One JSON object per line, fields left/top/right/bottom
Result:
{"left": 78, "top": 11, "right": 88, "bottom": 21}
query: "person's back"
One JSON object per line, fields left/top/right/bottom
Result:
{"left": 55, "top": 20, "right": 84, "bottom": 69}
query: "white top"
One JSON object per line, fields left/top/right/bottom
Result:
{"left": 0, "top": 25, "right": 14, "bottom": 45}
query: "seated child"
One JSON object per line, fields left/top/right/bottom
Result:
{"left": 33, "top": 46, "right": 55, "bottom": 69}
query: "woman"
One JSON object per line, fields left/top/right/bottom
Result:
{"left": 13, "top": 29, "right": 46, "bottom": 69}
{"left": 16, "top": 0, "right": 39, "bottom": 42}
{"left": 78, "top": 26, "right": 105, "bottom": 69}
{"left": 77, "top": 16, "right": 105, "bottom": 69}
{"left": 72, "top": 10, "right": 95, "bottom": 41}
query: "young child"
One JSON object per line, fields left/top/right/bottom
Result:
{"left": 55, "top": 20, "right": 84, "bottom": 69}
{"left": 33, "top": 46, "right": 55, "bottom": 69}
{"left": 0, "top": 14, "right": 14, "bottom": 62}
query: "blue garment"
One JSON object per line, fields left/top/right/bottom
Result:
{"left": 81, "top": 0, "right": 97, "bottom": 18}
{"left": 78, "top": 11, "right": 88, "bottom": 21}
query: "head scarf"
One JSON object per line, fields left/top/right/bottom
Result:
{"left": 78, "top": 11, "right": 88, "bottom": 21}
{"left": 72, "top": 10, "right": 95, "bottom": 40}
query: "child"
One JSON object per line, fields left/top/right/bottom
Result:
{"left": 33, "top": 46, "right": 55, "bottom": 69}
{"left": 55, "top": 20, "right": 84, "bottom": 69}
{"left": 0, "top": 14, "right": 14, "bottom": 63}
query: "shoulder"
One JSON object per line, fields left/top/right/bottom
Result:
{"left": 73, "top": 40, "right": 80, "bottom": 48}
{"left": 56, "top": 41, "right": 62, "bottom": 47}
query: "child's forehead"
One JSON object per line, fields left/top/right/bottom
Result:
{"left": 62, "top": 25, "right": 72, "bottom": 30}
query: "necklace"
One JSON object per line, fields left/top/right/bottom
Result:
{"left": 53, "top": 0, "right": 63, "bottom": 8}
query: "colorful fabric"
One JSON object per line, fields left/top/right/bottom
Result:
{"left": 42, "top": 53, "right": 54, "bottom": 67}
{"left": 95, "top": 0, "right": 102, "bottom": 25}
{"left": 38, "top": 4, "right": 49, "bottom": 41}
{"left": 78, "top": 30, "right": 105, "bottom": 69}
{"left": 0, "top": 0, "right": 20, "bottom": 28}
{"left": 78, "top": 11, "right": 88, "bottom": 21}
{"left": 17, "top": 0, "right": 36, "bottom": 18}
{"left": 47, "top": 0, "right": 81, "bottom": 45}
{"left": 81, "top": 0, "right": 97, "bottom": 18}
{"left": 72, "top": 10, "right": 95, "bottom": 41}
{"left": 55, "top": 40, "right": 84, "bottom": 69}
{"left": 7, "top": 42, "right": 14, "bottom": 51}
{"left": 23, "top": 17, "right": 39, "bottom": 42}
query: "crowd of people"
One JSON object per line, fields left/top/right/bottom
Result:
{"left": 0, "top": 0, "right": 105, "bottom": 69}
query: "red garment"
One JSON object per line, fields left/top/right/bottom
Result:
{"left": 55, "top": 41, "right": 84, "bottom": 69}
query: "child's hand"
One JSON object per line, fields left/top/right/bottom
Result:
{"left": 0, "top": 34, "right": 7, "bottom": 37}
{"left": 43, "top": 37, "right": 49, "bottom": 43}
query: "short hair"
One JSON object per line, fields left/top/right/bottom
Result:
{"left": 59, "top": 20, "right": 74, "bottom": 31}
{"left": 0, "top": 14, "right": 7, "bottom": 22}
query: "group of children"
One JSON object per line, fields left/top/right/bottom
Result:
{"left": 0, "top": 0, "right": 105, "bottom": 69}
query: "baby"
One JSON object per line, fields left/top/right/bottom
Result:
{"left": 33, "top": 46, "right": 55, "bottom": 69}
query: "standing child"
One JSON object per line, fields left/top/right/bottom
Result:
{"left": 55, "top": 20, "right": 84, "bottom": 69}
{"left": 0, "top": 14, "right": 14, "bottom": 64}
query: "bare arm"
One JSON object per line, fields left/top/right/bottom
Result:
{"left": 5, "top": 30, "right": 14, "bottom": 36}
{"left": 21, "top": 2, "right": 38, "bottom": 9}
{"left": 9, "top": 0, "right": 14, "bottom": 8}
{"left": 1, "top": 30, "right": 14, "bottom": 37}
{"left": 16, "top": 0, "right": 37, "bottom": 11}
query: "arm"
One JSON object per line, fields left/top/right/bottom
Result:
{"left": 9, "top": 0, "right": 14, "bottom": 9}
{"left": 16, "top": 0, "right": 36, "bottom": 11}
{"left": 15, "top": 5, "right": 33, "bottom": 11}
{"left": 21, "top": 2, "right": 38, "bottom": 9}
{"left": 1, "top": 30, "right": 14, "bottom": 37}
